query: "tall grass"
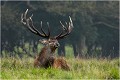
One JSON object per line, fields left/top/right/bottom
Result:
{"left": 1, "top": 57, "right": 119, "bottom": 79}
{"left": 1, "top": 43, "right": 119, "bottom": 79}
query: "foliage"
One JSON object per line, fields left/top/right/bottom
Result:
{"left": 1, "top": 1, "right": 119, "bottom": 58}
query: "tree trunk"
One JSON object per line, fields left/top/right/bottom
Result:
{"left": 58, "top": 42, "right": 65, "bottom": 56}
{"left": 72, "top": 43, "right": 78, "bottom": 58}
{"left": 77, "top": 35, "right": 86, "bottom": 58}
{"left": 113, "top": 45, "right": 119, "bottom": 58}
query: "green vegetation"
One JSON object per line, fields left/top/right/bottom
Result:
{"left": 1, "top": 57, "right": 119, "bottom": 79}
{"left": 1, "top": 43, "right": 119, "bottom": 79}
{"left": 1, "top": 1, "right": 119, "bottom": 79}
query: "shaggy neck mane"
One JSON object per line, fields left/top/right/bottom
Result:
{"left": 38, "top": 46, "right": 57, "bottom": 58}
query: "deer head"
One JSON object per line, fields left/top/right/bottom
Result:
{"left": 21, "top": 9, "right": 73, "bottom": 50}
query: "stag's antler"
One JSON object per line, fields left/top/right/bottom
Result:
{"left": 21, "top": 9, "right": 73, "bottom": 40}
{"left": 21, "top": 9, "right": 50, "bottom": 38}
{"left": 55, "top": 16, "right": 73, "bottom": 40}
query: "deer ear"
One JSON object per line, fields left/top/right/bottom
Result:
{"left": 39, "top": 39, "right": 48, "bottom": 44}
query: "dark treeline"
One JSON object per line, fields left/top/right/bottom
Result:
{"left": 1, "top": 1, "right": 119, "bottom": 58}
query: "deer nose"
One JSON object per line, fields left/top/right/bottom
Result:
{"left": 56, "top": 43, "right": 60, "bottom": 47}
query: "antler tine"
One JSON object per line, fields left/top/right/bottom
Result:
{"left": 69, "top": 16, "right": 73, "bottom": 28}
{"left": 55, "top": 21, "right": 67, "bottom": 38}
{"left": 40, "top": 21, "right": 48, "bottom": 36}
{"left": 47, "top": 22, "right": 51, "bottom": 37}
{"left": 60, "top": 21, "right": 67, "bottom": 31}
{"left": 68, "top": 16, "right": 74, "bottom": 33}
{"left": 54, "top": 21, "right": 64, "bottom": 39}
{"left": 55, "top": 16, "right": 73, "bottom": 40}
{"left": 24, "top": 9, "right": 28, "bottom": 19}
{"left": 65, "top": 22, "right": 68, "bottom": 28}
{"left": 29, "top": 17, "right": 43, "bottom": 34}
{"left": 21, "top": 9, "right": 28, "bottom": 23}
{"left": 21, "top": 9, "right": 37, "bottom": 33}
{"left": 21, "top": 13, "right": 25, "bottom": 24}
{"left": 21, "top": 9, "right": 50, "bottom": 38}
{"left": 21, "top": 9, "right": 28, "bottom": 25}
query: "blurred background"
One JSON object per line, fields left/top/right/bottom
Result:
{"left": 1, "top": 1, "right": 119, "bottom": 59}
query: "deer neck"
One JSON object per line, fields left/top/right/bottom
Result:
{"left": 38, "top": 46, "right": 57, "bottom": 58}
{"left": 50, "top": 46, "right": 57, "bottom": 54}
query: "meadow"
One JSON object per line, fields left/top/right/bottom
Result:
{"left": 0, "top": 44, "right": 119, "bottom": 79}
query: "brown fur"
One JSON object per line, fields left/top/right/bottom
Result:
{"left": 34, "top": 45, "right": 70, "bottom": 70}
{"left": 33, "top": 38, "right": 70, "bottom": 70}
{"left": 34, "top": 56, "right": 70, "bottom": 70}
{"left": 53, "top": 57, "right": 70, "bottom": 71}
{"left": 34, "top": 45, "right": 55, "bottom": 67}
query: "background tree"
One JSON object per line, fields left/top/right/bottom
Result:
{"left": 1, "top": 1, "right": 119, "bottom": 58}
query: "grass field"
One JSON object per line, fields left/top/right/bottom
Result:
{"left": 1, "top": 57, "right": 119, "bottom": 79}
{"left": 1, "top": 44, "right": 119, "bottom": 79}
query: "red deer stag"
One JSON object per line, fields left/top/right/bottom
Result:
{"left": 21, "top": 9, "right": 73, "bottom": 70}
